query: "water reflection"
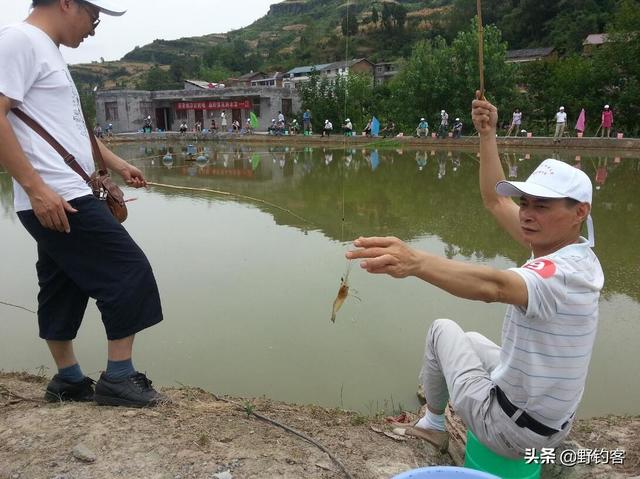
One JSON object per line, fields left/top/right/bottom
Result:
{"left": 1, "top": 143, "right": 638, "bottom": 416}
{"left": 67, "top": 142, "right": 638, "bottom": 303}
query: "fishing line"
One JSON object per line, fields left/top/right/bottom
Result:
{"left": 340, "top": 0, "right": 352, "bottom": 244}
{"left": 146, "top": 181, "right": 312, "bottom": 225}
{"left": 0, "top": 300, "right": 36, "bottom": 314}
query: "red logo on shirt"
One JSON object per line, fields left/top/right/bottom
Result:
{"left": 523, "top": 259, "right": 556, "bottom": 278}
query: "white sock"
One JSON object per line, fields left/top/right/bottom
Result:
{"left": 415, "top": 411, "right": 446, "bottom": 432}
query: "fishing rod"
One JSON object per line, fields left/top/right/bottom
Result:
{"left": 477, "top": 0, "right": 486, "bottom": 100}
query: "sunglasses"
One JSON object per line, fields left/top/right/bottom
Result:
{"left": 77, "top": 0, "right": 101, "bottom": 30}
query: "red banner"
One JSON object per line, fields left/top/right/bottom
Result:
{"left": 175, "top": 100, "right": 251, "bottom": 111}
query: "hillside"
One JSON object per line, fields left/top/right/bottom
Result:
{"left": 70, "top": 0, "right": 618, "bottom": 91}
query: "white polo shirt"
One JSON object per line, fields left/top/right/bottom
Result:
{"left": 555, "top": 111, "right": 567, "bottom": 123}
{"left": 491, "top": 238, "right": 604, "bottom": 430}
{"left": 0, "top": 23, "right": 94, "bottom": 212}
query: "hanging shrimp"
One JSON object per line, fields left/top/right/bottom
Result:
{"left": 331, "top": 261, "right": 357, "bottom": 323}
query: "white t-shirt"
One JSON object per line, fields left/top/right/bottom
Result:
{"left": 0, "top": 23, "right": 94, "bottom": 212}
{"left": 491, "top": 238, "right": 604, "bottom": 430}
{"left": 555, "top": 111, "right": 567, "bottom": 123}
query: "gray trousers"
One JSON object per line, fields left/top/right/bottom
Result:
{"left": 419, "top": 319, "right": 572, "bottom": 458}
{"left": 554, "top": 122, "right": 566, "bottom": 139}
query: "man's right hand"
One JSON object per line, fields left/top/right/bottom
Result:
{"left": 472, "top": 90, "right": 498, "bottom": 136}
{"left": 28, "top": 184, "right": 77, "bottom": 233}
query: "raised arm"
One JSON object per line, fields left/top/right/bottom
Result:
{"left": 471, "top": 91, "right": 528, "bottom": 249}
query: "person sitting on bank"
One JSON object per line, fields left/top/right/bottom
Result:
{"left": 342, "top": 118, "right": 353, "bottom": 136}
{"left": 346, "top": 91, "right": 602, "bottom": 458}
{"left": 289, "top": 119, "right": 299, "bottom": 135}
{"left": 416, "top": 118, "right": 429, "bottom": 137}
{"left": 179, "top": 121, "right": 188, "bottom": 134}
{"left": 232, "top": 120, "right": 240, "bottom": 133}
{"left": 322, "top": 119, "right": 333, "bottom": 137}
{"left": 268, "top": 118, "right": 277, "bottom": 135}
{"left": 143, "top": 115, "right": 153, "bottom": 133}
{"left": 363, "top": 118, "right": 373, "bottom": 137}
{"left": 209, "top": 119, "right": 217, "bottom": 134}
{"left": 381, "top": 120, "right": 396, "bottom": 138}
{"left": 452, "top": 118, "right": 463, "bottom": 138}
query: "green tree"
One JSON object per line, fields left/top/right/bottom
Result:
{"left": 298, "top": 73, "right": 377, "bottom": 133}
{"left": 137, "top": 65, "right": 179, "bottom": 91}
{"left": 388, "top": 20, "right": 516, "bottom": 133}
{"left": 371, "top": 5, "right": 379, "bottom": 25}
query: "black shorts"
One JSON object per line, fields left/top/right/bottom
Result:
{"left": 17, "top": 195, "right": 163, "bottom": 341}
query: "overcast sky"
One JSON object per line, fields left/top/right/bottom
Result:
{"left": 0, "top": 0, "right": 277, "bottom": 64}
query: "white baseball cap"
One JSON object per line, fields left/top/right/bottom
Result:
{"left": 559, "top": 106, "right": 565, "bottom": 110}
{"left": 420, "top": 117, "right": 425, "bottom": 121}
{"left": 496, "top": 159, "right": 595, "bottom": 245}
{"left": 83, "top": 0, "right": 126, "bottom": 16}
{"left": 604, "top": 104, "right": 610, "bottom": 108}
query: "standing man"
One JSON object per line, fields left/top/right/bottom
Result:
{"left": 0, "top": 0, "right": 164, "bottom": 407}
{"left": 303, "top": 109, "right": 312, "bottom": 134}
{"left": 346, "top": 91, "right": 602, "bottom": 458}
{"left": 438, "top": 110, "right": 449, "bottom": 138}
{"left": 553, "top": 106, "right": 567, "bottom": 142}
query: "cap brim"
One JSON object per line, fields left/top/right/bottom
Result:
{"left": 86, "top": 1, "right": 126, "bottom": 16}
{"left": 496, "top": 180, "right": 566, "bottom": 199}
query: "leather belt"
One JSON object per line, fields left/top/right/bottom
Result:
{"left": 495, "top": 386, "right": 560, "bottom": 436}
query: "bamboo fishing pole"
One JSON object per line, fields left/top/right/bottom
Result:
{"left": 477, "top": 0, "right": 485, "bottom": 100}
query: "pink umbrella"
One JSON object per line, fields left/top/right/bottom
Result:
{"left": 575, "top": 108, "right": 586, "bottom": 132}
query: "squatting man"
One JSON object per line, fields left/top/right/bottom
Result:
{"left": 347, "top": 91, "right": 603, "bottom": 457}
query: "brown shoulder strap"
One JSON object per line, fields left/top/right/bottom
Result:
{"left": 10, "top": 108, "right": 104, "bottom": 182}
{"left": 84, "top": 116, "right": 107, "bottom": 173}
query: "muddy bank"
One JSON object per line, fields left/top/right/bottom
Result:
{"left": 0, "top": 372, "right": 638, "bottom": 479}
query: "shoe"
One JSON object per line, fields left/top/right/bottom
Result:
{"left": 94, "top": 372, "right": 166, "bottom": 408}
{"left": 44, "top": 375, "right": 95, "bottom": 403}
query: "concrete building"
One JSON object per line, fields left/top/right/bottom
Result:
{"left": 95, "top": 82, "right": 300, "bottom": 133}
{"left": 251, "top": 72, "right": 286, "bottom": 88}
{"left": 284, "top": 63, "right": 332, "bottom": 89}
{"left": 374, "top": 62, "right": 399, "bottom": 85}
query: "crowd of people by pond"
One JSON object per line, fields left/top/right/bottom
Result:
{"left": 124, "top": 102, "right": 622, "bottom": 141}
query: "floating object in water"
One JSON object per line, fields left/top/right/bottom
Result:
{"left": 162, "top": 153, "right": 174, "bottom": 168}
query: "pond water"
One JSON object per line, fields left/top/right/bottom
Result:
{"left": 1, "top": 142, "right": 638, "bottom": 418}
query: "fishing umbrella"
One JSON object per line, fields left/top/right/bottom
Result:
{"left": 371, "top": 117, "right": 380, "bottom": 137}
{"left": 250, "top": 112, "right": 259, "bottom": 130}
